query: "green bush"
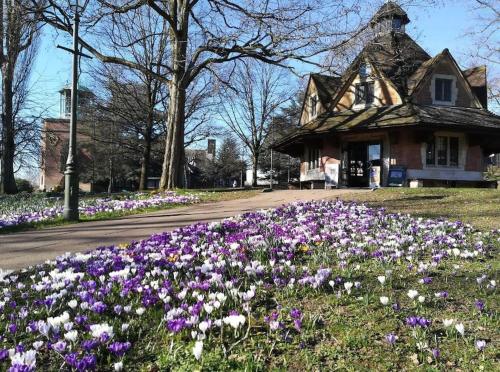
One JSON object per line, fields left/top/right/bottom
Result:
{"left": 15, "top": 178, "right": 34, "bottom": 193}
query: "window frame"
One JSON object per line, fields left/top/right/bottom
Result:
{"left": 425, "top": 135, "right": 460, "bottom": 168}
{"left": 355, "top": 82, "right": 375, "bottom": 105}
{"left": 431, "top": 74, "right": 457, "bottom": 106}
{"left": 307, "top": 147, "right": 320, "bottom": 171}
{"left": 309, "top": 95, "right": 318, "bottom": 118}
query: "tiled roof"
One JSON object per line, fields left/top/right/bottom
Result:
{"left": 310, "top": 74, "right": 342, "bottom": 106}
{"left": 274, "top": 104, "right": 500, "bottom": 151}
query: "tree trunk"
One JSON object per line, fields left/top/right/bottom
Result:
{"left": 159, "top": 3, "right": 189, "bottom": 190}
{"left": 252, "top": 153, "right": 259, "bottom": 187}
{"left": 160, "top": 78, "right": 186, "bottom": 190}
{"left": 1, "top": 64, "right": 18, "bottom": 194}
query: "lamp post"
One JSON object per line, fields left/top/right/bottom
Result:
{"left": 62, "top": 4, "right": 81, "bottom": 220}
{"left": 58, "top": 1, "right": 91, "bottom": 220}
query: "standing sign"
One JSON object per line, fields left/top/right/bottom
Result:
{"left": 325, "top": 163, "right": 339, "bottom": 188}
{"left": 388, "top": 166, "right": 407, "bottom": 187}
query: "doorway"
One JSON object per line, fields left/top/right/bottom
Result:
{"left": 346, "top": 141, "right": 382, "bottom": 187}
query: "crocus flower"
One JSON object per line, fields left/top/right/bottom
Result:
{"left": 475, "top": 340, "right": 486, "bottom": 351}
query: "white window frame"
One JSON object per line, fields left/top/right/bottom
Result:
{"left": 431, "top": 74, "right": 457, "bottom": 106}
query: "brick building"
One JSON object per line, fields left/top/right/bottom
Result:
{"left": 39, "top": 86, "right": 94, "bottom": 191}
{"left": 273, "top": 2, "right": 500, "bottom": 188}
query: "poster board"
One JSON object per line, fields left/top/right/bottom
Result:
{"left": 325, "top": 163, "right": 339, "bottom": 188}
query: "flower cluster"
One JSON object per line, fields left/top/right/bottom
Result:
{"left": 0, "top": 191, "right": 199, "bottom": 229}
{"left": 0, "top": 200, "right": 497, "bottom": 370}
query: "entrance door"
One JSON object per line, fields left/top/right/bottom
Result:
{"left": 347, "top": 142, "right": 369, "bottom": 187}
{"left": 347, "top": 142, "right": 382, "bottom": 187}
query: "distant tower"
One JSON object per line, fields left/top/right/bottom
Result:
{"left": 59, "top": 86, "right": 72, "bottom": 118}
{"left": 58, "top": 85, "right": 94, "bottom": 119}
{"left": 207, "top": 139, "right": 216, "bottom": 159}
{"left": 370, "top": 1, "right": 410, "bottom": 35}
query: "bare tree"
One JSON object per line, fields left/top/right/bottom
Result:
{"left": 463, "top": 0, "right": 499, "bottom": 110}
{"left": 28, "top": 0, "right": 369, "bottom": 189}
{"left": 1, "top": 0, "right": 41, "bottom": 194}
{"left": 219, "top": 60, "right": 292, "bottom": 186}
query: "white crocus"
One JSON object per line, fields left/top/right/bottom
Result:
{"left": 379, "top": 296, "right": 389, "bottom": 306}
{"left": 90, "top": 323, "right": 114, "bottom": 339}
{"left": 377, "top": 276, "right": 386, "bottom": 285}
{"left": 135, "top": 307, "right": 145, "bottom": 316}
{"left": 418, "top": 295, "right": 425, "bottom": 303}
{"left": 344, "top": 282, "right": 353, "bottom": 294}
{"left": 443, "top": 319, "right": 454, "bottom": 327}
{"left": 407, "top": 290, "right": 418, "bottom": 299}
{"left": 193, "top": 340, "right": 203, "bottom": 360}
{"left": 64, "top": 330, "right": 78, "bottom": 342}
{"left": 114, "top": 361, "right": 124, "bottom": 371}
{"left": 223, "top": 314, "right": 246, "bottom": 329}
{"left": 455, "top": 323, "right": 465, "bottom": 336}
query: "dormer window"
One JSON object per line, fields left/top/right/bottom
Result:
{"left": 435, "top": 78, "right": 452, "bottom": 102}
{"left": 310, "top": 95, "right": 318, "bottom": 117}
{"left": 431, "top": 74, "right": 457, "bottom": 105}
{"left": 355, "top": 82, "right": 375, "bottom": 105}
{"left": 392, "top": 18, "right": 402, "bottom": 30}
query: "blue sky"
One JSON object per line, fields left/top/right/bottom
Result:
{"left": 30, "top": 0, "right": 495, "bottom": 118}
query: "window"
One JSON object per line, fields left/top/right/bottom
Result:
{"left": 308, "top": 147, "right": 320, "bottom": 170}
{"left": 355, "top": 82, "right": 374, "bottom": 105}
{"left": 435, "top": 78, "right": 452, "bottom": 102}
{"left": 359, "top": 63, "right": 371, "bottom": 78}
{"left": 426, "top": 136, "right": 459, "bottom": 167}
{"left": 392, "top": 18, "right": 402, "bottom": 30}
{"left": 310, "top": 95, "right": 318, "bottom": 118}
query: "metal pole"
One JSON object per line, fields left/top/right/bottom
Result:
{"left": 63, "top": 6, "right": 80, "bottom": 221}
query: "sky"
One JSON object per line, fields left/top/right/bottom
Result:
{"left": 30, "top": 0, "right": 496, "bottom": 118}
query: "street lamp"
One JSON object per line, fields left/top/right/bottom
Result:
{"left": 57, "top": 1, "right": 91, "bottom": 220}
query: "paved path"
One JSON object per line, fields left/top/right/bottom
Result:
{"left": 0, "top": 189, "right": 366, "bottom": 270}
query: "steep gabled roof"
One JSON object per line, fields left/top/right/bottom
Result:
{"left": 463, "top": 65, "right": 488, "bottom": 108}
{"left": 310, "top": 74, "right": 342, "bottom": 106}
{"left": 463, "top": 65, "right": 487, "bottom": 87}
{"left": 329, "top": 32, "right": 431, "bottom": 108}
{"left": 406, "top": 49, "right": 483, "bottom": 108}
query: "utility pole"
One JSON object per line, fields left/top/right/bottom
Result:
{"left": 57, "top": 1, "right": 91, "bottom": 220}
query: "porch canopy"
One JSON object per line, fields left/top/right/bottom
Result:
{"left": 273, "top": 104, "right": 500, "bottom": 156}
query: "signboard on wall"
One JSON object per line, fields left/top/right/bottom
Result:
{"left": 325, "top": 163, "right": 339, "bottom": 188}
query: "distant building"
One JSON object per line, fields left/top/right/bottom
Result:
{"left": 274, "top": 2, "right": 500, "bottom": 188}
{"left": 39, "top": 87, "right": 95, "bottom": 192}
{"left": 184, "top": 139, "right": 217, "bottom": 188}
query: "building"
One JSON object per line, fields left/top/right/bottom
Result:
{"left": 184, "top": 139, "right": 217, "bottom": 188}
{"left": 39, "top": 87, "right": 95, "bottom": 192}
{"left": 273, "top": 2, "right": 500, "bottom": 188}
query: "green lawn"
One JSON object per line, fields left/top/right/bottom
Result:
{"left": 339, "top": 188, "right": 500, "bottom": 231}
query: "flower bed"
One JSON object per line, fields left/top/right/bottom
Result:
{"left": 0, "top": 200, "right": 498, "bottom": 371}
{"left": 0, "top": 192, "right": 199, "bottom": 230}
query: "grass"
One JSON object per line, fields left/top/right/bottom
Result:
{"left": 0, "top": 192, "right": 498, "bottom": 371}
{"left": 338, "top": 188, "right": 500, "bottom": 231}
{"left": 0, "top": 189, "right": 260, "bottom": 235}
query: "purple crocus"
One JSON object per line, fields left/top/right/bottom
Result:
{"left": 108, "top": 341, "right": 131, "bottom": 356}
{"left": 385, "top": 333, "right": 398, "bottom": 345}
